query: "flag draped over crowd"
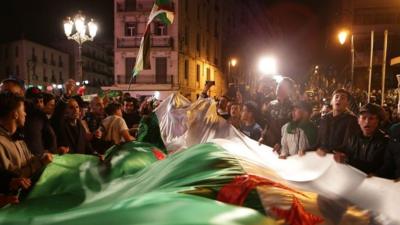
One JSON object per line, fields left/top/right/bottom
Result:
{"left": 132, "top": 0, "right": 174, "bottom": 77}
{"left": 1, "top": 92, "right": 400, "bottom": 225}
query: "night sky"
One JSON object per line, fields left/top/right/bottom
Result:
{"left": 0, "top": 0, "right": 114, "bottom": 43}
{"left": 0, "top": 0, "right": 335, "bottom": 81}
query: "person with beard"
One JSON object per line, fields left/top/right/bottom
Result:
{"left": 23, "top": 87, "right": 57, "bottom": 156}
{"left": 334, "top": 103, "right": 400, "bottom": 179}
{"left": 316, "top": 89, "right": 360, "bottom": 156}
{"left": 122, "top": 97, "right": 141, "bottom": 129}
{"left": 259, "top": 78, "right": 294, "bottom": 151}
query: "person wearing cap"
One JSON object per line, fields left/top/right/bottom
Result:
{"left": 259, "top": 78, "right": 294, "bottom": 151}
{"left": 316, "top": 89, "right": 359, "bottom": 156}
{"left": 279, "top": 101, "right": 317, "bottom": 159}
{"left": 23, "top": 87, "right": 57, "bottom": 156}
{"left": 334, "top": 103, "right": 400, "bottom": 179}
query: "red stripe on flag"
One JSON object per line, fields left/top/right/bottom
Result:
{"left": 217, "top": 175, "right": 306, "bottom": 206}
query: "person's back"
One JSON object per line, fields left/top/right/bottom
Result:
{"left": 102, "top": 102, "right": 134, "bottom": 145}
{"left": 389, "top": 122, "right": 400, "bottom": 142}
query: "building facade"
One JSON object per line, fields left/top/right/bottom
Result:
{"left": 112, "top": 0, "right": 226, "bottom": 100}
{"left": 0, "top": 39, "right": 70, "bottom": 88}
{"left": 52, "top": 40, "right": 114, "bottom": 88}
{"left": 340, "top": 0, "right": 400, "bottom": 90}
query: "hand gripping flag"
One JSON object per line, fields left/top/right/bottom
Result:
{"left": 132, "top": 0, "right": 174, "bottom": 78}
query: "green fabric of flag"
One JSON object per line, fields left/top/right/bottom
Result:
{"left": 137, "top": 112, "right": 167, "bottom": 153}
{"left": 0, "top": 143, "right": 276, "bottom": 225}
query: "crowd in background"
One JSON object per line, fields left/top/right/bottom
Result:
{"left": 0, "top": 76, "right": 400, "bottom": 207}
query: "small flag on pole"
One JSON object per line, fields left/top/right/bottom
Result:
{"left": 132, "top": 0, "right": 174, "bottom": 77}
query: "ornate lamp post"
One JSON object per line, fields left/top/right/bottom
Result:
{"left": 63, "top": 11, "right": 98, "bottom": 82}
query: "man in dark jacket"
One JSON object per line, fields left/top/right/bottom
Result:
{"left": 316, "top": 89, "right": 359, "bottom": 156}
{"left": 334, "top": 103, "right": 399, "bottom": 179}
{"left": 122, "top": 97, "right": 141, "bottom": 129}
{"left": 23, "top": 87, "right": 57, "bottom": 156}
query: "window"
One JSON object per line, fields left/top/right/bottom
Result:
{"left": 43, "top": 68, "right": 48, "bottom": 82}
{"left": 196, "top": 33, "right": 200, "bottom": 52}
{"left": 125, "top": 22, "right": 137, "bottom": 36}
{"left": 154, "top": 21, "right": 167, "bottom": 35}
{"left": 155, "top": 57, "right": 167, "bottom": 83}
{"left": 15, "top": 46, "right": 18, "bottom": 57}
{"left": 125, "top": 0, "right": 136, "bottom": 11}
{"left": 185, "top": 0, "right": 188, "bottom": 13}
{"left": 51, "top": 53, "right": 55, "bottom": 65}
{"left": 51, "top": 70, "right": 56, "bottom": 83}
{"left": 196, "top": 64, "right": 200, "bottom": 82}
{"left": 59, "top": 71, "right": 63, "bottom": 83}
{"left": 125, "top": 57, "right": 136, "bottom": 83}
{"left": 206, "top": 68, "right": 210, "bottom": 81}
{"left": 59, "top": 56, "right": 63, "bottom": 67}
{"left": 16, "top": 65, "right": 19, "bottom": 76}
{"left": 184, "top": 60, "right": 189, "bottom": 80}
{"left": 43, "top": 50, "right": 47, "bottom": 64}
{"left": 184, "top": 26, "right": 189, "bottom": 46}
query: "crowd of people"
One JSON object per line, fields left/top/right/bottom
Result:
{"left": 0, "top": 78, "right": 163, "bottom": 206}
{"left": 203, "top": 78, "right": 400, "bottom": 180}
{"left": 0, "top": 76, "right": 399, "bottom": 208}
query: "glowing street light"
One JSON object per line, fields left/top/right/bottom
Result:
{"left": 338, "top": 30, "right": 349, "bottom": 45}
{"left": 228, "top": 58, "right": 238, "bottom": 84}
{"left": 64, "top": 11, "right": 97, "bottom": 83}
{"left": 258, "top": 56, "right": 277, "bottom": 75}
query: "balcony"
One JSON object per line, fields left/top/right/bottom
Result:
{"left": 117, "top": 36, "right": 173, "bottom": 48}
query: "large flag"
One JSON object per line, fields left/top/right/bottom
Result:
{"left": 132, "top": 0, "right": 174, "bottom": 77}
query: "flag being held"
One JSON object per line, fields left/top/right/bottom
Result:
{"left": 132, "top": 0, "right": 174, "bottom": 77}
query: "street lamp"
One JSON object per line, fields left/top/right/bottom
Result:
{"left": 228, "top": 58, "right": 238, "bottom": 84}
{"left": 258, "top": 56, "right": 277, "bottom": 75}
{"left": 337, "top": 29, "right": 354, "bottom": 89}
{"left": 63, "top": 11, "right": 98, "bottom": 82}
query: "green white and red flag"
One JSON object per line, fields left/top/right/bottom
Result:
{"left": 132, "top": 0, "right": 174, "bottom": 77}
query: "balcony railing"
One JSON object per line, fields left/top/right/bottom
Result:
{"left": 116, "top": 74, "right": 173, "bottom": 85}
{"left": 117, "top": 36, "right": 173, "bottom": 48}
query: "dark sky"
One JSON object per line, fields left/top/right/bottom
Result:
{"left": 242, "top": 0, "right": 337, "bottom": 81}
{"left": 0, "top": 0, "right": 335, "bottom": 81}
{"left": 0, "top": 0, "right": 114, "bottom": 43}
